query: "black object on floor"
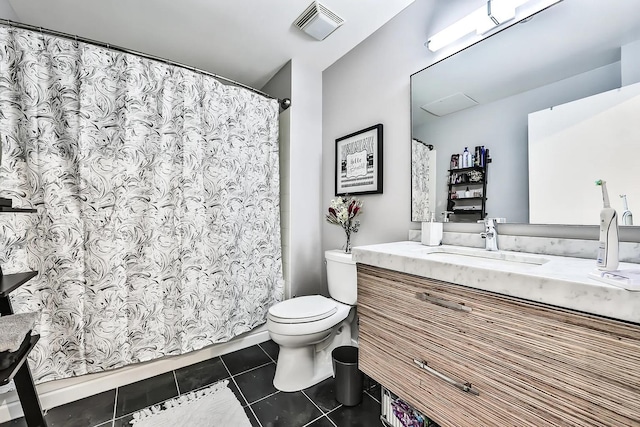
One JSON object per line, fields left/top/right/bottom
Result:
{"left": 331, "top": 346, "right": 363, "bottom": 406}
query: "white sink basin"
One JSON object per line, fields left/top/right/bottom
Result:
{"left": 417, "top": 246, "right": 550, "bottom": 266}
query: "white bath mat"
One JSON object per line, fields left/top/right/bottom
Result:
{"left": 130, "top": 379, "right": 251, "bottom": 427}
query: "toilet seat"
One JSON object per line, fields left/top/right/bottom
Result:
{"left": 268, "top": 295, "right": 337, "bottom": 324}
{"left": 267, "top": 296, "right": 352, "bottom": 337}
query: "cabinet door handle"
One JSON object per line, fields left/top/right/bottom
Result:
{"left": 413, "top": 359, "right": 480, "bottom": 396}
{"left": 416, "top": 292, "right": 472, "bottom": 313}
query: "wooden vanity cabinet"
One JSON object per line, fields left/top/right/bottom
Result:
{"left": 357, "top": 264, "right": 640, "bottom": 427}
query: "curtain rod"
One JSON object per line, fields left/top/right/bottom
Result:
{"left": 0, "top": 19, "right": 278, "bottom": 101}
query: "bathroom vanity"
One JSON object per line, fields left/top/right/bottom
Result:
{"left": 353, "top": 242, "right": 640, "bottom": 427}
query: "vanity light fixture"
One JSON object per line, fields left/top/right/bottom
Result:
{"left": 426, "top": 12, "right": 480, "bottom": 53}
{"left": 426, "top": 0, "right": 562, "bottom": 52}
{"left": 476, "top": 0, "right": 516, "bottom": 34}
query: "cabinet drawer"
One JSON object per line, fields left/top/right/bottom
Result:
{"left": 360, "top": 315, "right": 545, "bottom": 426}
{"left": 357, "top": 265, "right": 640, "bottom": 427}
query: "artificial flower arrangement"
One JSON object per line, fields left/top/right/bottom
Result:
{"left": 467, "top": 170, "right": 483, "bottom": 182}
{"left": 326, "top": 195, "right": 363, "bottom": 253}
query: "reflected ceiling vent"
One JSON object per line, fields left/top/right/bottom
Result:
{"left": 294, "top": 2, "right": 344, "bottom": 41}
{"left": 420, "top": 92, "right": 478, "bottom": 116}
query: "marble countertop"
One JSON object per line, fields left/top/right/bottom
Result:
{"left": 352, "top": 241, "right": 640, "bottom": 324}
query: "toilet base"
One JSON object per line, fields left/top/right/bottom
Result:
{"left": 271, "top": 316, "right": 354, "bottom": 392}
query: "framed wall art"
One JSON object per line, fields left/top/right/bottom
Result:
{"left": 335, "top": 124, "right": 383, "bottom": 196}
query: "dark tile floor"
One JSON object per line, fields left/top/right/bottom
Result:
{"left": 0, "top": 341, "right": 381, "bottom": 427}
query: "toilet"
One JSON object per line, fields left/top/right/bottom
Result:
{"left": 267, "top": 250, "right": 357, "bottom": 392}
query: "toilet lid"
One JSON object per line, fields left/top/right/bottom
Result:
{"left": 268, "top": 295, "right": 338, "bottom": 324}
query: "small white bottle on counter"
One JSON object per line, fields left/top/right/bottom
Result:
{"left": 421, "top": 213, "right": 443, "bottom": 246}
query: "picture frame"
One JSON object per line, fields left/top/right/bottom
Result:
{"left": 335, "top": 124, "right": 383, "bottom": 196}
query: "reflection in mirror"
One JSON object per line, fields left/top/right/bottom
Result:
{"left": 529, "top": 82, "right": 640, "bottom": 225}
{"left": 411, "top": 0, "right": 640, "bottom": 225}
{"left": 411, "top": 139, "right": 436, "bottom": 221}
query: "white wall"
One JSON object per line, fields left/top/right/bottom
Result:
{"left": 0, "top": 0, "right": 17, "bottom": 20}
{"left": 261, "top": 61, "right": 291, "bottom": 101}
{"left": 261, "top": 62, "right": 292, "bottom": 296}
{"left": 322, "top": 0, "right": 480, "bottom": 259}
{"left": 289, "top": 59, "right": 324, "bottom": 297}
{"left": 263, "top": 59, "right": 324, "bottom": 298}
{"left": 277, "top": 109, "right": 292, "bottom": 295}
{"left": 323, "top": 0, "right": 427, "bottom": 254}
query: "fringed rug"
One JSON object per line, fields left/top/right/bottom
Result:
{"left": 130, "top": 379, "right": 251, "bottom": 427}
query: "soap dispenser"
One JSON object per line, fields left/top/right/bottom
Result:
{"left": 422, "top": 213, "right": 443, "bottom": 246}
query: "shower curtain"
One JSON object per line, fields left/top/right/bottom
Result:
{"left": 411, "top": 139, "right": 436, "bottom": 222}
{"left": 0, "top": 27, "right": 283, "bottom": 383}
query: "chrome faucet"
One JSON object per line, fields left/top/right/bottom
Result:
{"left": 481, "top": 218, "right": 498, "bottom": 251}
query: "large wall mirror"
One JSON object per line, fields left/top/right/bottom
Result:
{"left": 411, "top": 0, "right": 640, "bottom": 225}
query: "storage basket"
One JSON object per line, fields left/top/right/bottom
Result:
{"left": 380, "top": 386, "right": 438, "bottom": 427}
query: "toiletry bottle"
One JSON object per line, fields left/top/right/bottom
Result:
{"left": 450, "top": 154, "right": 460, "bottom": 169}
{"left": 596, "top": 180, "right": 619, "bottom": 271}
{"left": 465, "top": 187, "right": 470, "bottom": 198}
{"left": 462, "top": 147, "right": 471, "bottom": 168}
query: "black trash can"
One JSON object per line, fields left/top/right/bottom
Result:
{"left": 332, "top": 346, "right": 363, "bottom": 406}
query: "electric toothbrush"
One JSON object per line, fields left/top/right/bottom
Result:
{"left": 596, "top": 180, "right": 619, "bottom": 271}
{"left": 620, "top": 194, "right": 633, "bottom": 225}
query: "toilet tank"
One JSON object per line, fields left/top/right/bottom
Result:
{"left": 325, "top": 250, "right": 357, "bottom": 305}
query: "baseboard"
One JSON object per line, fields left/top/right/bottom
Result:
{"left": 0, "top": 325, "right": 269, "bottom": 423}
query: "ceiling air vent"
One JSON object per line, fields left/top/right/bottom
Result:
{"left": 421, "top": 93, "right": 479, "bottom": 117}
{"left": 294, "top": 2, "right": 344, "bottom": 41}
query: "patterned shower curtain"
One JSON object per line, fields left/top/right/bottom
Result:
{"left": 0, "top": 27, "right": 283, "bottom": 383}
{"left": 411, "top": 139, "right": 436, "bottom": 222}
